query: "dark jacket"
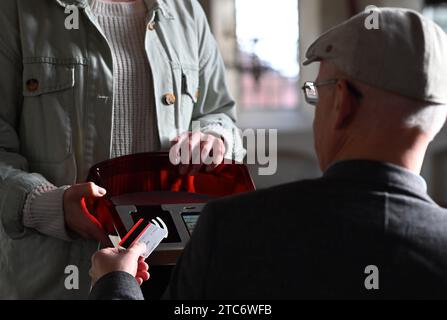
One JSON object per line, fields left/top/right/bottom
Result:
{"left": 90, "top": 160, "right": 447, "bottom": 300}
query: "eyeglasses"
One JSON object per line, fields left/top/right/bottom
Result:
{"left": 302, "top": 79, "right": 363, "bottom": 106}
{"left": 302, "top": 80, "right": 338, "bottom": 106}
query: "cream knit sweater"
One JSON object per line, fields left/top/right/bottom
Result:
{"left": 22, "top": 0, "right": 157, "bottom": 240}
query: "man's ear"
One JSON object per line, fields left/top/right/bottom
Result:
{"left": 332, "top": 80, "right": 358, "bottom": 130}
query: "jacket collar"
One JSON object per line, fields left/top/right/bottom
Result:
{"left": 55, "top": 0, "right": 174, "bottom": 19}
{"left": 323, "top": 160, "right": 429, "bottom": 195}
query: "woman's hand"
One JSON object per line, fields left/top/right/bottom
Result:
{"left": 170, "top": 132, "right": 226, "bottom": 175}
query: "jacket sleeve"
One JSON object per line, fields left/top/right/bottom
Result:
{"left": 190, "top": 0, "right": 246, "bottom": 163}
{"left": 89, "top": 271, "right": 145, "bottom": 300}
{"left": 0, "top": 1, "right": 51, "bottom": 240}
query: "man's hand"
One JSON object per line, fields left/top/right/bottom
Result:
{"left": 63, "top": 182, "right": 111, "bottom": 246}
{"left": 89, "top": 242, "right": 150, "bottom": 286}
{"left": 170, "top": 132, "right": 226, "bottom": 175}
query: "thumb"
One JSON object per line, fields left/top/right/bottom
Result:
{"left": 127, "top": 242, "right": 147, "bottom": 257}
{"left": 77, "top": 182, "right": 107, "bottom": 198}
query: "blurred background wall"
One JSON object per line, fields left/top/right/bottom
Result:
{"left": 198, "top": 0, "right": 447, "bottom": 207}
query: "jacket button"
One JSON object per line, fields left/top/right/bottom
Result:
{"left": 147, "top": 22, "right": 156, "bottom": 31}
{"left": 26, "top": 79, "right": 39, "bottom": 92}
{"left": 163, "top": 93, "right": 176, "bottom": 105}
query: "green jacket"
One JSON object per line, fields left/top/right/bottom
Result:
{"left": 0, "top": 0, "right": 244, "bottom": 299}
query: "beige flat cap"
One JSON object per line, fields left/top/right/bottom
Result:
{"left": 304, "top": 7, "right": 447, "bottom": 105}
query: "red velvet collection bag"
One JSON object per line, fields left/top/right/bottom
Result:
{"left": 87, "top": 152, "right": 255, "bottom": 265}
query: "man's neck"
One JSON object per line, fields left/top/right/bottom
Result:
{"left": 330, "top": 129, "right": 430, "bottom": 174}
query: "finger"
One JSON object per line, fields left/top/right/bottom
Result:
{"left": 170, "top": 132, "right": 189, "bottom": 146}
{"left": 171, "top": 133, "right": 190, "bottom": 161}
{"left": 201, "top": 139, "right": 219, "bottom": 172}
{"left": 136, "top": 271, "right": 150, "bottom": 282}
{"left": 87, "top": 182, "right": 107, "bottom": 198}
{"left": 201, "top": 140, "right": 214, "bottom": 165}
{"left": 138, "top": 261, "right": 149, "bottom": 271}
{"left": 136, "top": 277, "right": 143, "bottom": 286}
{"left": 188, "top": 146, "right": 203, "bottom": 175}
{"left": 186, "top": 134, "right": 203, "bottom": 175}
{"left": 189, "top": 132, "right": 202, "bottom": 165}
{"left": 138, "top": 261, "right": 149, "bottom": 269}
{"left": 206, "top": 139, "right": 225, "bottom": 172}
{"left": 181, "top": 131, "right": 204, "bottom": 174}
{"left": 128, "top": 241, "right": 147, "bottom": 257}
{"left": 70, "top": 182, "right": 107, "bottom": 199}
{"left": 178, "top": 134, "right": 197, "bottom": 175}
{"left": 169, "top": 133, "right": 188, "bottom": 165}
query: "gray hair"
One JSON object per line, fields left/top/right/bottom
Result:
{"left": 326, "top": 61, "right": 447, "bottom": 139}
{"left": 353, "top": 79, "right": 447, "bottom": 139}
{"left": 405, "top": 103, "right": 447, "bottom": 137}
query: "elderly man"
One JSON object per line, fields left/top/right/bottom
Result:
{"left": 93, "top": 7, "right": 447, "bottom": 299}
{"left": 0, "top": 0, "right": 244, "bottom": 299}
